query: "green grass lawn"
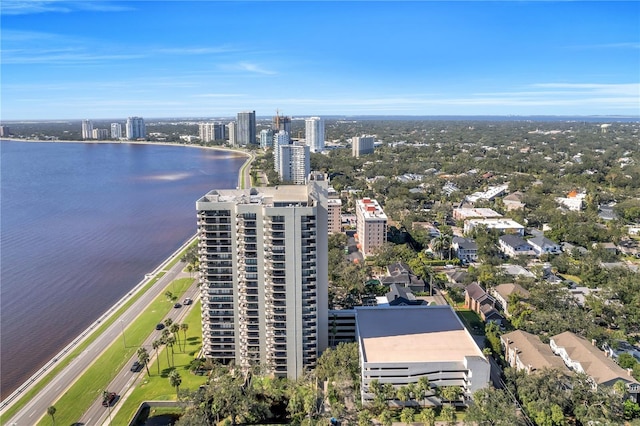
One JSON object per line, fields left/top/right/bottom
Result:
{"left": 111, "top": 299, "right": 206, "bottom": 425}
{"left": 456, "top": 308, "right": 485, "bottom": 335}
{"left": 558, "top": 273, "right": 582, "bottom": 284}
{"left": 31, "top": 278, "right": 195, "bottom": 426}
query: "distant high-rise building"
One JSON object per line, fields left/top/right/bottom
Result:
{"left": 227, "top": 121, "right": 236, "bottom": 146}
{"left": 272, "top": 113, "right": 291, "bottom": 134}
{"left": 356, "top": 198, "right": 387, "bottom": 257}
{"left": 200, "top": 122, "right": 226, "bottom": 142}
{"left": 260, "top": 128, "right": 274, "bottom": 149}
{"left": 273, "top": 130, "right": 291, "bottom": 174}
{"left": 126, "top": 117, "right": 146, "bottom": 140}
{"left": 237, "top": 111, "right": 256, "bottom": 146}
{"left": 352, "top": 135, "right": 375, "bottom": 157}
{"left": 92, "top": 128, "right": 109, "bottom": 140}
{"left": 278, "top": 143, "right": 310, "bottom": 185}
{"left": 305, "top": 117, "right": 324, "bottom": 153}
{"left": 82, "top": 120, "right": 94, "bottom": 140}
{"left": 0, "top": 126, "right": 10, "bottom": 137}
{"left": 327, "top": 187, "right": 342, "bottom": 234}
{"left": 111, "top": 123, "right": 122, "bottom": 139}
{"left": 196, "top": 181, "right": 329, "bottom": 378}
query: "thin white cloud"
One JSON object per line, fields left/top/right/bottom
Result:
{"left": 155, "top": 46, "right": 238, "bottom": 55}
{"left": 220, "top": 62, "right": 277, "bottom": 75}
{"left": 192, "top": 94, "right": 247, "bottom": 98}
{"left": 1, "top": 0, "right": 133, "bottom": 15}
{"left": 566, "top": 42, "right": 640, "bottom": 50}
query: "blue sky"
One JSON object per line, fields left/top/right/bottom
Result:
{"left": 1, "top": 1, "right": 639, "bottom": 119}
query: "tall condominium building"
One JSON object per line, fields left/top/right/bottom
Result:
{"left": 200, "top": 122, "right": 226, "bottom": 142}
{"left": 305, "top": 117, "right": 325, "bottom": 153}
{"left": 126, "top": 117, "right": 146, "bottom": 140}
{"left": 0, "top": 126, "right": 10, "bottom": 137}
{"left": 278, "top": 143, "right": 310, "bottom": 185}
{"left": 260, "top": 129, "right": 274, "bottom": 149}
{"left": 273, "top": 130, "right": 291, "bottom": 174}
{"left": 111, "top": 123, "right": 122, "bottom": 139}
{"left": 352, "top": 135, "right": 375, "bottom": 157}
{"left": 196, "top": 182, "right": 329, "bottom": 378}
{"left": 356, "top": 198, "right": 387, "bottom": 257}
{"left": 82, "top": 120, "right": 94, "bottom": 140}
{"left": 272, "top": 114, "right": 291, "bottom": 134}
{"left": 237, "top": 111, "right": 256, "bottom": 146}
{"left": 92, "top": 128, "right": 109, "bottom": 140}
{"left": 227, "top": 121, "right": 236, "bottom": 146}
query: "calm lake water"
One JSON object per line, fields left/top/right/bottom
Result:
{"left": 0, "top": 141, "right": 245, "bottom": 398}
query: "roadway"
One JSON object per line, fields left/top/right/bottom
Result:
{"left": 5, "top": 250, "right": 197, "bottom": 426}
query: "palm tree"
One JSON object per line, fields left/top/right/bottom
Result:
{"left": 180, "top": 323, "right": 189, "bottom": 351}
{"left": 400, "top": 407, "right": 415, "bottom": 426}
{"left": 164, "top": 318, "right": 173, "bottom": 329}
{"left": 166, "top": 335, "right": 176, "bottom": 367}
{"left": 430, "top": 236, "right": 444, "bottom": 260}
{"left": 152, "top": 339, "right": 162, "bottom": 375}
{"left": 170, "top": 323, "right": 180, "bottom": 351}
{"left": 102, "top": 390, "right": 113, "bottom": 425}
{"left": 418, "top": 407, "right": 436, "bottom": 426}
{"left": 47, "top": 405, "right": 56, "bottom": 425}
{"left": 169, "top": 370, "right": 182, "bottom": 397}
{"left": 137, "top": 347, "right": 150, "bottom": 376}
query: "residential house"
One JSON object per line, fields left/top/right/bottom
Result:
{"left": 376, "top": 284, "right": 425, "bottom": 306}
{"left": 503, "top": 191, "right": 526, "bottom": 211}
{"left": 499, "top": 264, "right": 536, "bottom": 279}
{"left": 490, "top": 283, "right": 530, "bottom": 317}
{"left": 499, "top": 235, "right": 536, "bottom": 257}
{"left": 550, "top": 331, "right": 640, "bottom": 402}
{"left": 501, "top": 330, "right": 570, "bottom": 374}
{"left": 379, "top": 262, "right": 426, "bottom": 293}
{"left": 465, "top": 283, "right": 504, "bottom": 325}
{"left": 452, "top": 236, "right": 478, "bottom": 263}
{"left": 445, "top": 269, "right": 471, "bottom": 289}
{"left": 529, "top": 236, "right": 562, "bottom": 256}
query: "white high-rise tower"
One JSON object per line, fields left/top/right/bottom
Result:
{"left": 305, "top": 117, "right": 324, "bottom": 153}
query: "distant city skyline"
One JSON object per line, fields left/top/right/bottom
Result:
{"left": 1, "top": 1, "right": 639, "bottom": 120}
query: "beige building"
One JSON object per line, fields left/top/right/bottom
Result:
{"left": 196, "top": 182, "right": 329, "bottom": 379}
{"left": 501, "top": 330, "right": 569, "bottom": 374}
{"left": 352, "top": 135, "right": 375, "bottom": 157}
{"left": 550, "top": 331, "right": 639, "bottom": 401}
{"left": 357, "top": 306, "right": 490, "bottom": 406}
{"left": 356, "top": 198, "right": 387, "bottom": 257}
{"left": 452, "top": 208, "right": 502, "bottom": 221}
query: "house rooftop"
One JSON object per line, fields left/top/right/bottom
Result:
{"left": 502, "top": 330, "right": 569, "bottom": 373}
{"left": 355, "top": 306, "right": 484, "bottom": 363}
{"left": 493, "top": 283, "right": 530, "bottom": 300}
{"left": 551, "top": 331, "right": 639, "bottom": 386}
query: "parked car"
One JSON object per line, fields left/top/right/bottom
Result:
{"left": 102, "top": 392, "right": 116, "bottom": 407}
{"left": 130, "top": 361, "right": 142, "bottom": 372}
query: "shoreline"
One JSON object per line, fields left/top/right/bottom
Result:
{"left": 0, "top": 140, "right": 251, "bottom": 410}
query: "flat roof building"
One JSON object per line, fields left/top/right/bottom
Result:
{"left": 352, "top": 135, "right": 375, "bottom": 157}
{"left": 356, "top": 305, "right": 490, "bottom": 406}
{"left": 452, "top": 208, "right": 502, "bottom": 221}
{"left": 464, "top": 218, "right": 525, "bottom": 236}
{"left": 356, "top": 198, "right": 387, "bottom": 257}
{"left": 196, "top": 181, "right": 329, "bottom": 379}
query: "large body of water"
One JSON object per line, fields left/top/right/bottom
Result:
{"left": 0, "top": 141, "right": 246, "bottom": 399}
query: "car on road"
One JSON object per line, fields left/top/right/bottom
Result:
{"left": 102, "top": 392, "right": 117, "bottom": 407}
{"left": 155, "top": 323, "right": 165, "bottom": 330}
{"left": 174, "top": 302, "right": 182, "bottom": 308}
{"left": 183, "top": 297, "right": 192, "bottom": 305}
{"left": 130, "top": 361, "right": 142, "bottom": 372}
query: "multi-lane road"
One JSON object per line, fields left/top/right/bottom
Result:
{"left": 4, "top": 245, "right": 198, "bottom": 426}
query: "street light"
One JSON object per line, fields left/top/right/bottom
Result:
{"left": 120, "top": 320, "right": 127, "bottom": 348}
